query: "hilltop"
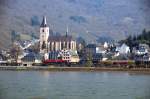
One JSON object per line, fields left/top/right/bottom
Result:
{"left": 0, "top": 0, "right": 150, "bottom": 49}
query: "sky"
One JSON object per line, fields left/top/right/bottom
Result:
{"left": 0, "top": 0, "right": 150, "bottom": 42}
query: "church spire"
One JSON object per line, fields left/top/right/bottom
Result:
{"left": 66, "top": 25, "right": 69, "bottom": 37}
{"left": 41, "top": 16, "right": 47, "bottom": 27}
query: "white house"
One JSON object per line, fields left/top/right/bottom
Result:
{"left": 58, "top": 49, "right": 79, "bottom": 63}
{"left": 96, "top": 47, "right": 106, "bottom": 54}
{"left": 133, "top": 44, "right": 149, "bottom": 55}
{"left": 116, "top": 44, "right": 130, "bottom": 54}
{"left": 103, "top": 42, "right": 109, "bottom": 49}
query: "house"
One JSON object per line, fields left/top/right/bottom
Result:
{"left": 116, "top": 43, "right": 130, "bottom": 54}
{"left": 96, "top": 46, "right": 107, "bottom": 54}
{"left": 69, "top": 50, "right": 80, "bottom": 63}
{"left": 103, "top": 42, "right": 109, "bottom": 49}
{"left": 21, "top": 53, "right": 42, "bottom": 66}
{"left": 58, "top": 49, "right": 79, "bottom": 63}
{"left": 0, "top": 54, "right": 7, "bottom": 65}
{"left": 132, "top": 44, "right": 149, "bottom": 55}
{"left": 21, "top": 53, "right": 35, "bottom": 66}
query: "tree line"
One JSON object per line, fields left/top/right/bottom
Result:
{"left": 120, "top": 29, "right": 150, "bottom": 48}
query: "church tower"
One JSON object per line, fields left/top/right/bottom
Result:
{"left": 40, "top": 16, "right": 49, "bottom": 53}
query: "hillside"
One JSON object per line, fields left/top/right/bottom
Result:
{"left": 121, "top": 29, "right": 150, "bottom": 48}
{"left": 0, "top": 0, "right": 150, "bottom": 49}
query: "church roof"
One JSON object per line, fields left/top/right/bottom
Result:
{"left": 40, "top": 16, "right": 47, "bottom": 27}
{"left": 48, "top": 35, "right": 75, "bottom": 42}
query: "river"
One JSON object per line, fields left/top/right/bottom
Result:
{"left": 0, "top": 71, "right": 150, "bottom": 99}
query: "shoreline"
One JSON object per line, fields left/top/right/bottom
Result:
{"left": 0, "top": 66, "right": 150, "bottom": 73}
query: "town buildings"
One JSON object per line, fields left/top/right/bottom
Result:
{"left": 39, "top": 16, "right": 79, "bottom": 64}
{"left": 0, "top": 16, "right": 150, "bottom": 67}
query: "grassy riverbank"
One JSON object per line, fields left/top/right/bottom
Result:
{"left": 0, "top": 66, "right": 150, "bottom": 72}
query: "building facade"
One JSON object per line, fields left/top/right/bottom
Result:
{"left": 40, "top": 16, "right": 76, "bottom": 54}
{"left": 58, "top": 49, "right": 79, "bottom": 63}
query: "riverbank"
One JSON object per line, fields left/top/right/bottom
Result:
{"left": 0, "top": 66, "right": 150, "bottom": 72}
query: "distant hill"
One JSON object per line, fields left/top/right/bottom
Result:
{"left": 0, "top": 0, "right": 150, "bottom": 49}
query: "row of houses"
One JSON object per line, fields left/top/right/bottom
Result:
{"left": 0, "top": 41, "right": 150, "bottom": 66}
{"left": 82, "top": 42, "right": 150, "bottom": 63}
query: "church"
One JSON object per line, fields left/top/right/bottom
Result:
{"left": 39, "top": 16, "right": 77, "bottom": 53}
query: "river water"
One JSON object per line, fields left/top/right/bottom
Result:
{"left": 0, "top": 71, "right": 150, "bottom": 99}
